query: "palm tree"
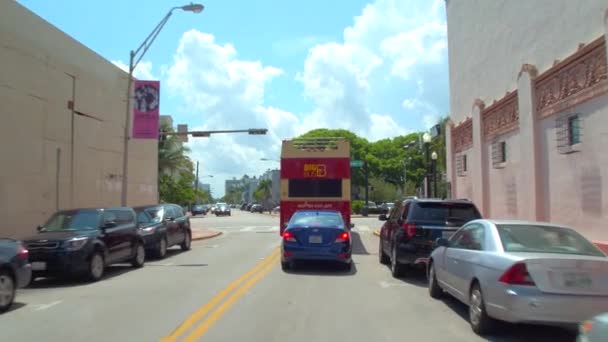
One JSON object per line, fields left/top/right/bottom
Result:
{"left": 255, "top": 179, "right": 273, "bottom": 209}
{"left": 158, "top": 121, "right": 192, "bottom": 176}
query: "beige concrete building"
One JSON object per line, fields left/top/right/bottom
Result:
{"left": 445, "top": 0, "right": 608, "bottom": 249}
{"left": 0, "top": 1, "right": 158, "bottom": 238}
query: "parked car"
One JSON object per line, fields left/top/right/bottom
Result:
{"left": 215, "top": 204, "right": 231, "bottom": 217}
{"left": 378, "top": 198, "right": 482, "bottom": 277}
{"left": 250, "top": 204, "right": 264, "bottom": 213}
{"left": 380, "top": 202, "right": 394, "bottom": 215}
{"left": 428, "top": 220, "right": 608, "bottom": 335}
{"left": 281, "top": 210, "right": 354, "bottom": 271}
{"left": 0, "top": 239, "right": 31, "bottom": 312}
{"left": 134, "top": 204, "right": 192, "bottom": 259}
{"left": 23, "top": 208, "right": 146, "bottom": 282}
{"left": 272, "top": 206, "right": 280, "bottom": 214}
{"left": 191, "top": 204, "right": 207, "bottom": 216}
{"left": 240, "top": 203, "right": 248, "bottom": 211}
{"left": 578, "top": 312, "right": 608, "bottom": 342}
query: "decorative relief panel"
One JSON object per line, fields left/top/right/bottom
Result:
{"left": 482, "top": 91, "right": 519, "bottom": 141}
{"left": 535, "top": 37, "right": 607, "bottom": 118}
{"left": 452, "top": 118, "right": 473, "bottom": 153}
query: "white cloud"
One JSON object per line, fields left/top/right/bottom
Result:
{"left": 112, "top": 60, "right": 156, "bottom": 80}
{"left": 164, "top": 0, "right": 448, "bottom": 196}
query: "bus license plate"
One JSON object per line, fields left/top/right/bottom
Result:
{"left": 309, "top": 235, "right": 322, "bottom": 244}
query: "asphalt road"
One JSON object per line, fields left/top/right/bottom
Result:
{"left": 1, "top": 210, "right": 576, "bottom": 342}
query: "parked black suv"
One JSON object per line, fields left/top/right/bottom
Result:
{"left": 378, "top": 198, "right": 482, "bottom": 277}
{"left": 135, "top": 204, "right": 192, "bottom": 259}
{"left": 24, "top": 207, "right": 146, "bottom": 282}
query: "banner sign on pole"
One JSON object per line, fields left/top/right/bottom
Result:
{"left": 132, "top": 80, "right": 160, "bottom": 139}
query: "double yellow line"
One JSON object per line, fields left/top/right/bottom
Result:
{"left": 162, "top": 248, "right": 280, "bottom": 342}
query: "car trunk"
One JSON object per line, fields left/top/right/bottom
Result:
{"left": 516, "top": 253, "right": 608, "bottom": 296}
{"left": 288, "top": 227, "right": 344, "bottom": 247}
{"left": 416, "top": 220, "right": 463, "bottom": 241}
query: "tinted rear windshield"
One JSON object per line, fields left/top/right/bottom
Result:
{"left": 288, "top": 179, "right": 342, "bottom": 198}
{"left": 410, "top": 202, "right": 481, "bottom": 222}
{"left": 497, "top": 224, "right": 605, "bottom": 257}
{"left": 290, "top": 212, "right": 344, "bottom": 227}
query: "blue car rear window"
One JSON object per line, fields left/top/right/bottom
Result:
{"left": 290, "top": 212, "right": 344, "bottom": 227}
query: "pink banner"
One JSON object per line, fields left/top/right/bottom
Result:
{"left": 132, "top": 80, "right": 160, "bottom": 139}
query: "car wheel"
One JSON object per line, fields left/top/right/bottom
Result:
{"left": 391, "top": 246, "right": 404, "bottom": 278}
{"left": 181, "top": 231, "right": 192, "bottom": 251}
{"left": 378, "top": 236, "right": 389, "bottom": 264}
{"left": 88, "top": 251, "right": 105, "bottom": 282}
{"left": 0, "top": 270, "right": 15, "bottom": 313}
{"left": 428, "top": 262, "right": 443, "bottom": 299}
{"left": 157, "top": 237, "right": 168, "bottom": 259}
{"left": 281, "top": 261, "right": 291, "bottom": 271}
{"left": 469, "top": 283, "right": 495, "bottom": 335}
{"left": 342, "top": 262, "right": 352, "bottom": 271}
{"left": 131, "top": 242, "right": 145, "bottom": 268}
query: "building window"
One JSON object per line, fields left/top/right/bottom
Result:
{"left": 556, "top": 113, "right": 582, "bottom": 154}
{"left": 568, "top": 115, "right": 581, "bottom": 146}
{"left": 492, "top": 140, "right": 507, "bottom": 168}
{"left": 457, "top": 153, "right": 467, "bottom": 177}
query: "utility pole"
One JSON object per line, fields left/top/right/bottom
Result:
{"left": 195, "top": 161, "right": 200, "bottom": 193}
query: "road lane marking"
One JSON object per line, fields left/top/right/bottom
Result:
{"left": 183, "top": 253, "right": 280, "bottom": 342}
{"left": 33, "top": 300, "right": 62, "bottom": 311}
{"left": 162, "top": 248, "right": 280, "bottom": 341}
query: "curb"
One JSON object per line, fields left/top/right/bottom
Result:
{"left": 192, "top": 231, "right": 223, "bottom": 241}
{"left": 373, "top": 230, "right": 380, "bottom": 237}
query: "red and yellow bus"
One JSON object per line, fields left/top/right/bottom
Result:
{"left": 279, "top": 138, "right": 351, "bottom": 235}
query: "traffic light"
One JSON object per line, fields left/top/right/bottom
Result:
{"left": 248, "top": 128, "right": 268, "bottom": 135}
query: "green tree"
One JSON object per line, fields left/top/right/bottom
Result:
{"left": 254, "top": 179, "right": 273, "bottom": 207}
{"left": 158, "top": 121, "right": 192, "bottom": 175}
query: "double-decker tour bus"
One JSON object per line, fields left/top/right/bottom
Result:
{"left": 279, "top": 137, "right": 351, "bottom": 235}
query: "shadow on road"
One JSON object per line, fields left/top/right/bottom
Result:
{"left": 351, "top": 231, "right": 369, "bottom": 255}
{"left": 438, "top": 295, "right": 576, "bottom": 342}
{"left": 27, "top": 265, "right": 135, "bottom": 289}
{"left": 391, "top": 266, "right": 428, "bottom": 288}
{"left": 283, "top": 260, "right": 357, "bottom": 277}
{"left": 5, "top": 302, "right": 26, "bottom": 312}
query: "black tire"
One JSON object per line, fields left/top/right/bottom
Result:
{"left": 87, "top": 250, "right": 105, "bottom": 282}
{"left": 469, "top": 283, "right": 495, "bottom": 335}
{"left": 156, "top": 236, "right": 168, "bottom": 259}
{"left": 378, "top": 237, "right": 389, "bottom": 264}
{"left": 180, "top": 231, "right": 192, "bottom": 251}
{"left": 341, "top": 262, "right": 352, "bottom": 271}
{"left": 0, "top": 269, "right": 15, "bottom": 313}
{"left": 131, "top": 242, "right": 145, "bottom": 268}
{"left": 281, "top": 261, "right": 291, "bottom": 271}
{"left": 390, "top": 246, "right": 405, "bottom": 278}
{"left": 428, "top": 262, "right": 443, "bottom": 299}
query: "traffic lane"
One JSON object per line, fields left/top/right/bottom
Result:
{"left": 182, "top": 230, "right": 576, "bottom": 342}
{"left": 1, "top": 227, "right": 279, "bottom": 342}
{"left": 190, "top": 209, "right": 278, "bottom": 231}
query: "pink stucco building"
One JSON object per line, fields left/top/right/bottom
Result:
{"left": 444, "top": 1, "right": 608, "bottom": 251}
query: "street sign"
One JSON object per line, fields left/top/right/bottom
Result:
{"left": 350, "top": 160, "right": 364, "bottom": 168}
{"left": 177, "top": 124, "right": 188, "bottom": 142}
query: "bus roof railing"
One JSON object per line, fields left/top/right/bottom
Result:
{"left": 285, "top": 137, "right": 347, "bottom": 151}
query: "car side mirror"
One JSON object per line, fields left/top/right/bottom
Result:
{"left": 165, "top": 217, "right": 175, "bottom": 222}
{"left": 435, "top": 238, "right": 449, "bottom": 248}
{"left": 349, "top": 223, "right": 355, "bottom": 228}
{"left": 283, "top": 222, "right": 288, "bottom": 228}
{"left": 378, "top": 214, "right": 388, "bottom": 221}
{"left": 36, "top": 225, "right": 43, "bottom": 232}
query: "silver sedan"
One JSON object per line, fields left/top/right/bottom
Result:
{"left": 427, "top": 219, "right": 608, "bottom": 336}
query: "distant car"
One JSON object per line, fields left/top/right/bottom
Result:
{"left": 250, "top": 204, "right": 264, "bottom": 213}
{"left": 578, "top": 312, "right": 608, "bottom": 342}
{"left": 135, "top": 204, "right": 192, "bottom": 259}
{"left": 380, "top": 202, "right": 394, "bottom": 215}
{"left": 428, "top": 220, "right": 608, "bottom": 335}
{"left": 215, "top": 204, "right": 231, "bottom": 217}
{"left": 0, "top": 239, "right": 31, "bottom": 312}
{"left": 379, "top": 198, "right": 482, "bottom": 277}
{"left": 191, "top": 204, "right": 207, "bottom": 216}
{"left": 281, "top": 210, "right": 354, "bottom": 271}
{"left": 23, "top": 208, "right": 146, "bottom": 282}
{"left": 272, "top": 206, "right": 280, "bottom": 214}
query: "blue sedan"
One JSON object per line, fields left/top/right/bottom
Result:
{"left": 281, "top": 210, "right": 353, "bottom": 271}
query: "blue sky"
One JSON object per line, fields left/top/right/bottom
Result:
{"left": 18, "top": 0, "right": 449, "bottom": 197}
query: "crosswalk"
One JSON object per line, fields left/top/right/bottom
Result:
{"left": 211, "top": 225, "right": 373, "bottom": 233}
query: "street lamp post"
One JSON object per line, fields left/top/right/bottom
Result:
{"left": 431, "top": 151, "right": 438, "bottom": 198}
{"left": 120, "top": 3, "right": 204, "bottom": 206}
{"left": 422, "top": 132, "right": 432, "bottom": 198}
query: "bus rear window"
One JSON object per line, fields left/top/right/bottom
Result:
{"left": 288, "top": 179, "right": 342, "bottom": 198}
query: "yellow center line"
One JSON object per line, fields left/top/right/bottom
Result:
{"left": 184, "top": 252, "right": 281, "bottom": 342}
{"left": 161, "top": 248, "right": 280, "bottom": 341}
